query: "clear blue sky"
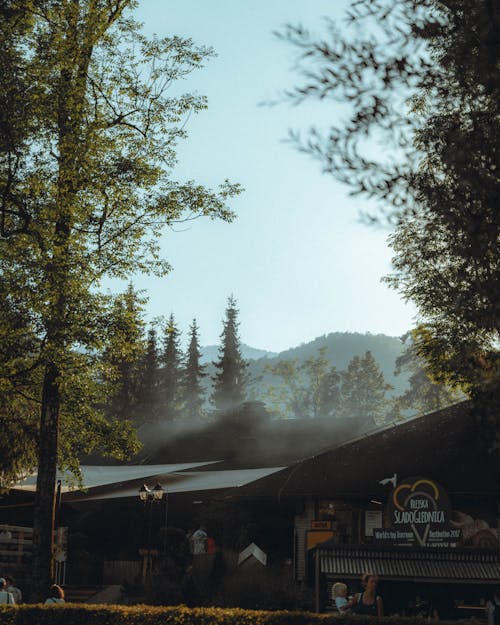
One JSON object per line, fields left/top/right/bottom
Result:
{"left": 109, "top": 0, "right": 416, "bottom": 352}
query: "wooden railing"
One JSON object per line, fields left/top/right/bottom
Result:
{"left": 0, "top": 524, "right": 33, "bottom": 571}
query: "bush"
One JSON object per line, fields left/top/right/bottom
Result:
{"left": 0, "top": 603, "right": 480, "bottom": 625}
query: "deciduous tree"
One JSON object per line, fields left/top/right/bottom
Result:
{"left": 278, "top": 0, "right": 499, "bottom": 416}
{"left": 340, "top": 351, "right": 392, "bottom": 423}
{"left": 0, "top": 0, "right": 240, "bottom": 599}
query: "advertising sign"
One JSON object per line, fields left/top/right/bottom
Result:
{"left": 374, "top": 477, "right": 461, "bottom": 547}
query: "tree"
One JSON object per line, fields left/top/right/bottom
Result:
{"left": 137, "top": 325, "right": 162, "bottom": 425}
{"left": 265, "top": 348, "right": 341, "bottom": 419}
{"left": 211, "top": 296, "right": 248, "bottom": 412}
{"left": 0, "top": 0, "right": 240, "bottom": 599}
{"left": 278, "top": 1, "right": 499, "bottom": 411}
{"left": 101, "top": 284, "right": 146, "bottom": 423}
{"left": 340, "top": 351, "right": 392, "bottom": 423}
{"left": 160, "top": 314, "right": 182, "bottom": 422}
{"left": 181, "top": 319, "right": 206, "bottom": 420}
{"left": 394, "top": 328, "right": 464, "bottom": 415}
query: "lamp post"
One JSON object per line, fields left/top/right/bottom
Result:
{"left": 138, "top": 483, "right": 167, "bottom": 580}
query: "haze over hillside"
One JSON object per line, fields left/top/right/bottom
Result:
{"left": 202, "top": 332, "right": 409, "bottom": 398}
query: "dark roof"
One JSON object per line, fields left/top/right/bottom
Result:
{"left": 318, "top": 544, "right": 500, "bottom": 584}
{"left": 231, "top": 401, "right": 500, "bottom": 499}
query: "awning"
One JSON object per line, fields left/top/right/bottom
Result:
{"left": 317, "top": 545, "right": 500, "bottom": 584}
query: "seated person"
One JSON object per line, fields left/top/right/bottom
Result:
{"left": 332, "top": 582, "right": 350, "bottom": 612}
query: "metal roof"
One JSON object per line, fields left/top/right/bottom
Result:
{"left": 15, "top": 463, "right": 218, "bottom": 492}
{"left": 318, "top": 545, "right": 500, "bottom": 584}
{"left": 63, "top": 467, "right": 287, "bottom": 501}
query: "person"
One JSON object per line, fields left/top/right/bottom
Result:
{"left": 4, "top": 576, "right": 22, "bottom": 604}
{"left": 0, "top": 578, "right": 15, "bottom": 605}
{"left": 332, "top": 582, "right": 350, "bottom": 612}
{"left": 487, "top": 588, "right": 500, "bottom": 625}
{"left": 190, "top": 524, "right": 208, "bottom": 555}
{"left": 348, "top": 572, "right": 383, "bottom": 617}
{"left": 45, "top": 584, "right": 65, "bottom": 604}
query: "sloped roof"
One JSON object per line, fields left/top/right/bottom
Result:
{"left": 64, "top": 467, "right": 286, "bottom": 502}
{"left": 231, "top": 401, "right": 500, "bottom": 499}
{"left": 15, "top": 463, "right": 217, "bottom": 492}
{"left": 318, "top": 544, "right": 500, "bottom": 583}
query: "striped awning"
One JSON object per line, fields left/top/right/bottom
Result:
{"left": 318, "top": 545, "right": 500, "bottom": 584}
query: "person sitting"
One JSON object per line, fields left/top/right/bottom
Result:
{"left": 332, "top": 582, "right": 350, "bottom": 612}
{"left": 0, "top": 578, "right": 15, "bottom": 605}
{"left": 4, "top": 576, "right": 22, "bottom": 604}
{"left": 45, "top": 584, "right": 65, "bottom": 604}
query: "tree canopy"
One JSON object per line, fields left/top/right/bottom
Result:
{"left": 0, "top": 0, "right": 240, "bottom": 598}
{"left": 278, "top": 0, "right": 499, "bottom": 415}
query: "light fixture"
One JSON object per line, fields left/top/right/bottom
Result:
{"left": 152, "top": 483, "right": 165, "bottom": 501}
{"left": 139, "top": 484, "right": 150, "bottom": 502}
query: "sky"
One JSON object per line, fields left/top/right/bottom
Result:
{"left": 107, "top": 0, "right": 417, "bottom": 353}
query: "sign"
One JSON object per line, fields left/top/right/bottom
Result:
{"left": 311, "top": 520, "right": 331, "bottom": 530}
{"left": 365, "top": 510, "right": 382, "bottom": 537}
{"left": 306, "top": 531, "right": 334, "bottom": 550}
{"left": 376, "top": 477, "right": 461, "bottom": 547}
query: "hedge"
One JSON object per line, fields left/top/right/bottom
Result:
{"left": 0, "top": 604, "right": 482, "bottom": 625}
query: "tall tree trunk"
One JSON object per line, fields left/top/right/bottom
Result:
{"left": 30, "top": 362, "right": 60, "bottom": 601}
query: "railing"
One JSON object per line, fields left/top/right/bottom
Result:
{"left": 0, "top": 524, "right": 33, "bottom": 571}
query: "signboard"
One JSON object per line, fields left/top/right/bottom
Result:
{"left": 306, "top": 531, "right": 334, "bottom": 550}
{"left": 365, "top": 510, "right": 382, "bottom": 537}
{"left": 311, "top": 520, "right": 331, "bottom": 530}
{"left": 375, "top": 477, "right": 461, "bottom": 547}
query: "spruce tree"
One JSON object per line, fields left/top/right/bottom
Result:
{"left": 340, "top": 351, "right": 392, "bottom": 424}
{"left": 212, "top": 296, "right": 247, "bottom": 412}
{"left": 160, "top": 314, "right": 182, "bottom": 422}
{"left": 102, "top": 284, "right": 146, "bottom": 423}
{"left": 181, "top": 319, "right": 206, "bottom": 420}
{"left": 138, "top": 326, "right": 162, "bottom": 424}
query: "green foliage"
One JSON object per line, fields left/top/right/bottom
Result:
{"left": 0, "top": 0, "right": 241, "bottom": 597}
{"left": 0, "top": 603, "right": 471, "bottom": 625}
{"left": 160, "top": 314, "right": 183, "bottom": 422}
{"left": 137, "top": 326, "right": 162, "bottom": 425}
{"left": 278, "top": 0, "right": 499, "bottom": 417}
{"left": 181, "top": 319, "right": 206, "bottom": 420}
{"left": 101, "top": 284, "right": 147, "bottom": 424}
{"left": 265, "top": 348, "right": 340, "bottom": 419}
{"left": 394, "top": 328, "right": 464, "bottom": 415}
{"left": 340, "top": 351, "right": 392, "bottom": 423}
{"left": 211, "top": 296, "right": 248, "bottom": 412}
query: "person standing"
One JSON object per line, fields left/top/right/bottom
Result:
{"left": 348, "top": 572, "right": 383, "bottom": 617}
{"left": 4, "top": 577, "right": 22, "bottom": 604}
{"left": 0, "top": 578, "right": 15, "bottom": 605}
{"left": 190, "top": 525, "right": 208, "bottom": 555}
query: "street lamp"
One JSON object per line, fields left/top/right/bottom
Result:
{"left": 138, "top": 483, "right": 168, "bottom": 580}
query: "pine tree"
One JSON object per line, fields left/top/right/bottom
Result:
{"left": 340, "top": 351, "right": 392, "bottom": 424}
{"left": 138, "top": 326, "right": 162, "bottom": 424}
{"left": 160, "top": 314, "right": 182, "bottom": 422}
{"left": 102, "top": 284, "right": 146, "bottom": 423}
{"left": 181, "top": 319, "right": 206, "bottom": 420}
{"left": 212, "top": 296, "right": 247, "bottom": 412}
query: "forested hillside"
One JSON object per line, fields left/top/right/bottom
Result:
{"left": 202, "top": 332, "right": 410, "bottom": 399}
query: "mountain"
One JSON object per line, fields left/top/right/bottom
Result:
{"left": 200, "top": 343, "right": 278, "bottom": 364}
